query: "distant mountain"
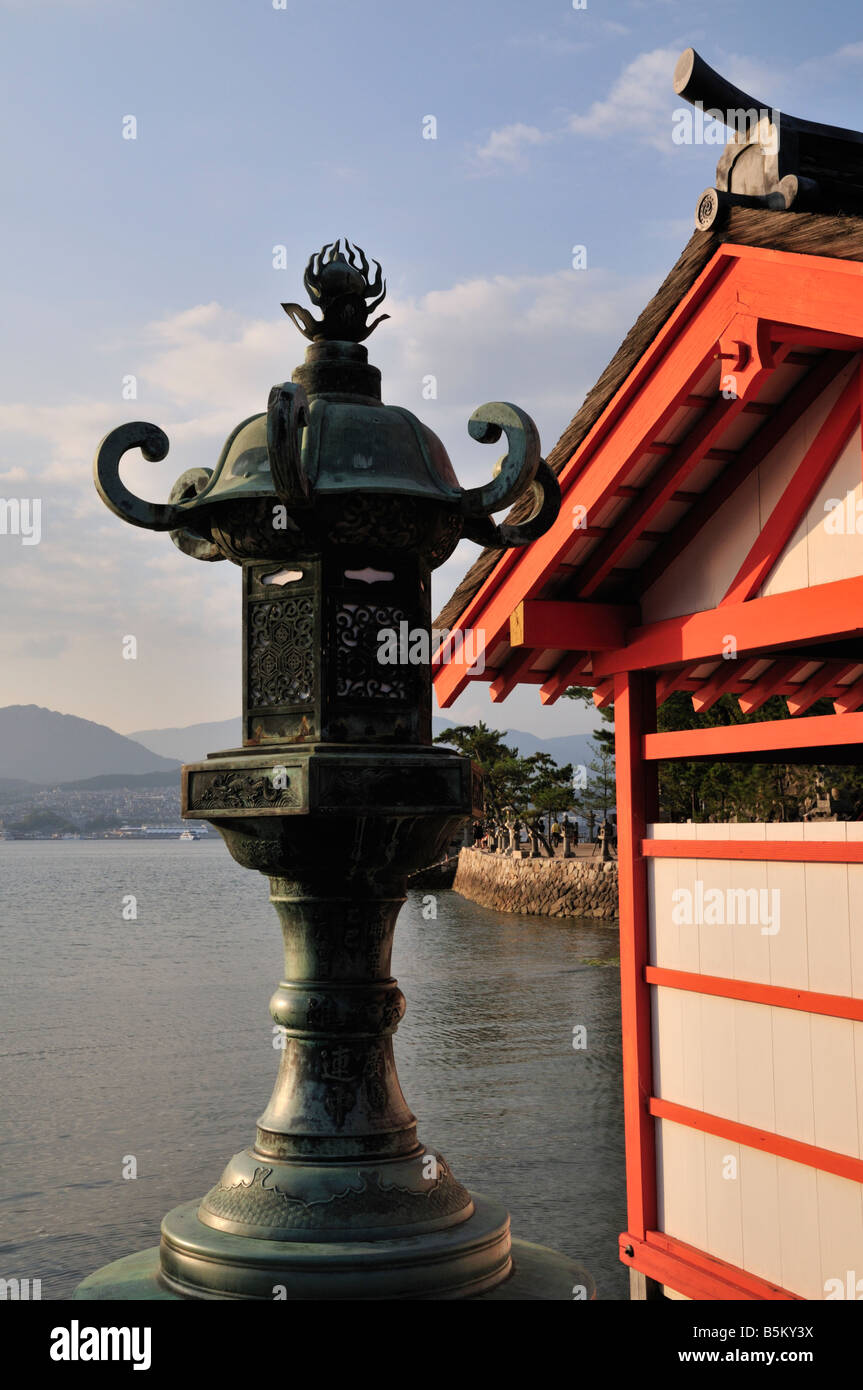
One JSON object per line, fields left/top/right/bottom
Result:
{"left": 0, "top": 777, "right": 37, "bottom": 805}
{"left": 130, "top": 717, "right": 242, "bottom": 762}
{"left": 132, "top": 712, "right": 596, "bottom": 771}
{"left": 58, "top": 769, "right": 181, "bottom": 791}
{"left": 0, "top": 706, "right": 180, "bottom": 785}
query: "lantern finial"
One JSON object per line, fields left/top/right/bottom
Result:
{"left": 281, "top": 238, "right": 389, "bottom": 343}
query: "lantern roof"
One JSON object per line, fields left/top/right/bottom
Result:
{"left": 93, "top": 240, "right": 562, "bottom": 563}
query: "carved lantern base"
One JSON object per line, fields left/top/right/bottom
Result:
{"left": 74, "top": 741, "right": 594, "bottom": 1301}
{"left": 74, "top": 1227, "right": 595, "bottom": 1301}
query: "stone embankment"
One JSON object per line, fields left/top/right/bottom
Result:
{"left": 452, "top": 847, "right": 618, "bottom": 921}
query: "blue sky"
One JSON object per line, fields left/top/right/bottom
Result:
{"left": 1, "top": 0, "right": 862, "bottom": 736}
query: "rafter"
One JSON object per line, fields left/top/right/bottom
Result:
{"left": 574, "top": 382, "right": 775, "bottom": 598}
{"left": 736, "top": 656, "right": 813, "bottom": 713}
{"left": 690, "top": 657, "right": 760, "bottom": 713}
{"left": 489, "top": 648, "right": 540, "bottom": 703}
{"left": 785, "top": 660, "right": 863, "bottom": 715}
{"left": 635, "top": 351, "right": 854, "bottom": 597}
{"left": 538, "top": 652, "right": 591, "bottom": 706}
{"left": 833, "top": 677, "right": 863, "bottom": 715}
{"left": 656, "top": 663, "right": 710, "bottom": 703}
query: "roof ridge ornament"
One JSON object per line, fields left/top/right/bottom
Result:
{"left": 281, "top": 238, "right": 390, "bottom": 342}
{"left": 674, "top": 47, "right": 863, "bottom": 229}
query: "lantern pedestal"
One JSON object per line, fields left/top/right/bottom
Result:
{"left": 73, "top": 1236, "right": 595, "bottom": 1301}
{"left": 72, "top": 740, "right": 594, "bottom": 1301}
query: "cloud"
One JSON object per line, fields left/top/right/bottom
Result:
{"left": 17, "top": 634, "right": 69, "bottom": 659}
{"left": 471, "top": 46, "right": 784, "bottom": 170}
{"left": 504, "top": 21, "right": 630, "bottom": 57}
{"left": 0, "top": 267, "right": 657, "bottom": 529}
{"left": 566, "top": 47, "right": 681, "bottom": 151}
{"left": 472, "top": 47, "right": 682, "bottom": 168}
{"left": 504, "top": 33, "right": 591, "bottom": 58}
{"left": 41, "top": 266, "right": 652, "bottom": 503}
{"left": 817, "top": 41, "right": 863, "bottom": 64}
{"left": 474, "top": 123, "right": 550, "bottom": 168}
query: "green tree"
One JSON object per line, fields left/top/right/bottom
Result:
{"left": 434, "top": 724, "right": 575, "bottom": 852}
{"left": 582, "top": 737, "right": 616, "bottom": 831}
{"left": 433, "top": 721, "right": 522, "bottom": 823}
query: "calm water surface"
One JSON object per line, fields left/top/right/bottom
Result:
{"left": 0, "top": 841, "right": 627, "bottom": 1299}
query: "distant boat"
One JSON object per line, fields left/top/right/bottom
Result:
{"left": 179, "top": 829, "right": 197, "bottom": 841}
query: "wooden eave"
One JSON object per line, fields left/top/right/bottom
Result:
{"left": 433, "top": 240, "right": 863, "bottom": 718}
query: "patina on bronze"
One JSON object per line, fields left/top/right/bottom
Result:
{"left": 76, "top": 243, "right": 591, "bottom": 1300}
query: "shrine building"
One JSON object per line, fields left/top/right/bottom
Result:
{"left": 434, "top": 49, "right": 863, "bottom": 1301}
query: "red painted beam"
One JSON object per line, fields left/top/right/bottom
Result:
{"left": 642, "top": 837, "right": 863, "bottom": 862}
{"left": 655, "top": 663, "right": 706, "bottom": 704}
{"left": 615, "top": 671, "right": 658, "bottom": 1242}
{"left": 593, "top": 679, "right": 614, "bottom": 709}
{"left": 620, "top": 1232, "right": 799, "bottom": 1300}
{"left": 646, "top": 965, "right": 863, "bottom": 1023}
{"left": 769, "top": 323, "right": 863, "bottom": 352}
{"left": 643, "top": 709, "right": 863, "bottom": 761}
{"left": 650, "top": 1096, "right": 863, "bottom": 1186}
{"left": 510, "top": 599, "right": 638, "bottom": 652}
{"left": 593, "top": 574, "right": 863, "bottom": 678}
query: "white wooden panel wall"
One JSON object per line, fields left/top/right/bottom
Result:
{"left": 647, "top": 821, "right": 863, "bottom": 1298}
{"left": 763, "top": 424, "right": 863, "bottom": 597}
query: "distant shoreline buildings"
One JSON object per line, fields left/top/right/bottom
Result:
{"left": 1, "top": 824, "right": 209, "bottom": 841}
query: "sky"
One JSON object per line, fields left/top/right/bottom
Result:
{"left": 1, "top": 0, "right": 862, "bottom": 738}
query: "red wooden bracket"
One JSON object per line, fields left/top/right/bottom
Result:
{"left": 716, "top": 312, "right": 776, "bottom": 401}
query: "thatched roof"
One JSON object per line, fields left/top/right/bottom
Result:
{"left": 435, "top": 207, "right": 863, "bottom": 632}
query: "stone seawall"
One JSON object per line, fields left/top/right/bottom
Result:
{"left": 452, "top": 847, "right": 618, "bottom": 922}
